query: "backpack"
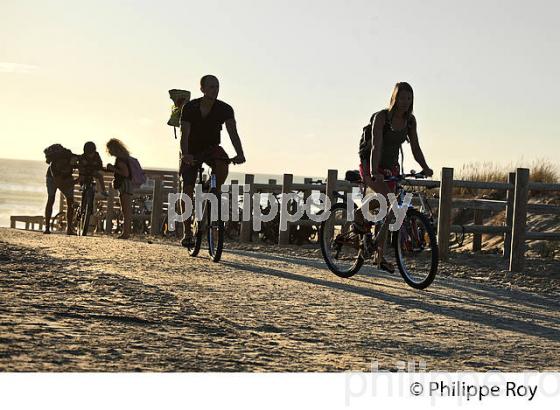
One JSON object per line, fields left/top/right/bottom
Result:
{"left": 358, "top": 109, "right": 409, "bottom": 172}
{"left": 44, "top": 144, "right": 75, "bottom": 177}
{"left": 128, "top": 156, "right": 147, "bottom": 188}
{"left": 167, "top": 89, "right": 191, "bottom": 139}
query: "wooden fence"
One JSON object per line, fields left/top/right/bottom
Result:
{"left": 10, "top": 167, "right": 560, "bottom": 272}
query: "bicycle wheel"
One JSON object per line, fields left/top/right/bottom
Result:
{"left": 78, "top": 189, "right": 93, "bottom": 236}
{"left": 394, "top": 208, "right": 438, "bottom": 289}
{"left": 207, "top": 196, "right": 224, "bottom": 262}
{"left": 187, "top": 216, "right": 203, "bottom": 257}
{"left": 50, "top": 212, "right": 67, "bottom": 232}
{"left": 319, "top": 202, "right": 363, "bottom": 278}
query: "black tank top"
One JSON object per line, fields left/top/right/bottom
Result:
{"left": 379, "top": 110, "right": 410, "bottom": 169}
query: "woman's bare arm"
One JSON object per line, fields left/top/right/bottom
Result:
{"left": 407, "top": 116, "right": 433, "bottom": 175}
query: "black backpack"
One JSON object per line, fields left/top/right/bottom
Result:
{"left": 44, "top": 144, "right": 74, "bottom": 177}
{"left": 358, "top": 109, "right": 409, "bottom": 170}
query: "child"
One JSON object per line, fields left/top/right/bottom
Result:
{"left": 78, "top": 141, "right": 108, "bottom": 196}
{"left": 106, "top": 138, "right": 132, "bottom": 239}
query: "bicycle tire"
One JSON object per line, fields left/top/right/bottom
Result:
{"left": 394, "top": 208, "right": 438, "bottom": 289}
{"left": 207, "top": 194, "right": 224, "bottom": 262}
{"left": 78, "top": 189, "right": 94, "bottom": 236}
{"left": 319, "top": 202, "right": 364, "bottom": 278}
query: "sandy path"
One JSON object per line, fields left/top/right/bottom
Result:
{"left": 1, "top": 228, "right": 559, "bottom": 371}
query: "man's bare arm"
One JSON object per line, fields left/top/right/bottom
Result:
{"left": 180, "top": 122, "right": 191, "bottom": 155}
{"left": 225, "top": 118, "right": 245, "bottom": 160}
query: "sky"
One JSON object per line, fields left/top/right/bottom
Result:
{"left": 1, "top": 0, "right": 559, "bottom": 178}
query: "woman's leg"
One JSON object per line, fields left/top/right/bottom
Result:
{"left": 119, "top": 192, "right": 132, "bottom": 238}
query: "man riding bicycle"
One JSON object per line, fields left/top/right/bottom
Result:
{"left": 179, "top": 74, "right": 246, "bottom": 247}
{"left": 355, "top": 82, "right": 433, "bottom": 273}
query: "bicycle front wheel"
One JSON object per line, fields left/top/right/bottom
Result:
{"left": 78, "top": 190, "right": 93, "bottom": 236}
{"left": 319, "top": 203, "right": 363, "bottom": 278}
{"left": 394, "top": 208, "right": 438, "bottom": 289}
{"left": 207, "top": 197, "right": 224, "bottom": 262}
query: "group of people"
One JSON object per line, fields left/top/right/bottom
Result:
{"left": 43, "top": 76, "right": 433, "bottom": 269}
{"left": 43, "top": 138, "right": 134, "bottom": 239}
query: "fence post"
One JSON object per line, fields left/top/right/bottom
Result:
{"left": 240, "top": 174, "right": 254, "bottom": 242}
{"left": 472, "top": 209, "right": 482, "bottom": 252}
{"left": 509, "top": 168, "right": 530, "bottom": 272}
{"left": 437, "top": 167, "right": 454, "bottom": 261}
{"left": 278, "top": 174, "right": 294, "bottom": 245}
{"left": 150, "top": 177, "right": 163, "bottom": 235}
{"left": 503, "top": 172, "right": 516, "bottom": 258}
{"left": 105, "top": 187, "right": 115, "bottom": 234}
{"left": 324, "top": 169, "right": 338, "bottom": 240}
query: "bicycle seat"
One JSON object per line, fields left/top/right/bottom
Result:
{"left": 345, "top": 170, "right": 362, "bottom": 183}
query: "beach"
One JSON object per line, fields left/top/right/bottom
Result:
{"left": 1, "top": 228, "right": 559, "bottom": 372}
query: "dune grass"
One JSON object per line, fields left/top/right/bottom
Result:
{"left": 454, "top": 159, "right": 559, "bottom": 199}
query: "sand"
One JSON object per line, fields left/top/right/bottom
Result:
{"left": 1, "top": 228, "right": 559, "bottom": 371}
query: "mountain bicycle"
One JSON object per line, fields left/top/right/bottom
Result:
{"left": 319, "top": 170, "right": 439, "bottom": 290}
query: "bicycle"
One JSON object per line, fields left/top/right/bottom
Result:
{"left": 319, "top": 170, "right": 439, "bottom": 290}
{"left": 76, "top": 176, "right": 96, "bottom": 236}
{"left": 184, "top": 157, "right": 238, "bottom": 262}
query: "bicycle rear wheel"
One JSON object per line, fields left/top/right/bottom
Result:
{"left": 394, "top": 208, "right": 438, "bottom": 289}
{"left": 319, "top": 203, "right": 363, "bottom": 278}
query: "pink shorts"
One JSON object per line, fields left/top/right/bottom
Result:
{"left": 359, "top": 164, "right": 400, "bottom": 192}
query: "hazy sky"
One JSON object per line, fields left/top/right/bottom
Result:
{"left": 1, "top": 0, "right": 559, "bottom": 177}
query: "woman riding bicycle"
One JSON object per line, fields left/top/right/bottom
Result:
{"left": 356, "top": 82, "right": 433, "bottom": 273}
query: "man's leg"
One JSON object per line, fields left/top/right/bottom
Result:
{"left": 180, "top": 164, "right": 197, "bottom": 246}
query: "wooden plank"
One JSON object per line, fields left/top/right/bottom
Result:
{"left": 240, "top": 174, "right": 254, "bottom": 242}
{"left": 525, "top": 232, "right": 560, "bottom": 240}
{"left": 452, "top": 180, "right": 513, "bottom": 190}
{"left": 450, "top": 225, "right": 509, "bottom": 234}
{"left": 527, "top": 203, "right": 560, "bottom": 215}
{"left": 278, "top": 174, "right": 293, "bottom": 246}
{"left": 437, "top": 168, "right": 454, "bottom": 261}
{"left": 451, "top": 199, "right": 506, "bottom": 211}
{"left": 253, "top": 183, "right": 283, "bottom": 192}
{"left": 509, "top": 168, "right": 530, "bottom": 272}
{"left": 503, "top": 172, "right": 515, "bottom": 259}
{"left": 472, "top": 209, "right": 483, "bottom": 251}
{"left": 150, "top": 177, "right": 163, "bottom": 235}
{"left": 291, "top": 182, "right": 326, "bottom": 191}
{"left": 527, "top": 182, "right": 560, "bottom": 191}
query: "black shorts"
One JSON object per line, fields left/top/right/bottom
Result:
{"left": 180, "top": 145, "right": 229, "bottom": 188}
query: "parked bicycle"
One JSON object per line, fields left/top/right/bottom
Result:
{"left": 319, "top": 170, "right": 439, "bottom": 289}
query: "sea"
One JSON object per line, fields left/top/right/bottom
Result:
{"left": 0, "top": 158, "right": 322, "bottom": 228}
